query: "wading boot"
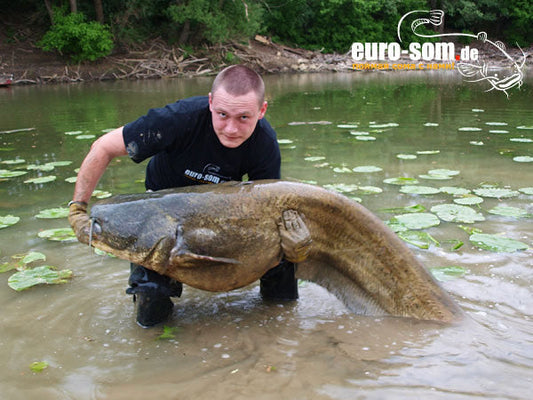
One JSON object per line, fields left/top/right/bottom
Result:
{"left": 260, "top": 260, "right": 299, "bottom": 301}
{"left": 126, "top": 264, "right": 183, "bottom": 327}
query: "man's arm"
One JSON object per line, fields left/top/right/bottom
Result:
{"left": 72, "top": 127, "right": 128, "bottom": 203}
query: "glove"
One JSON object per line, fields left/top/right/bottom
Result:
{"left": 68, "top": 201, "right": 91, "bottom": 245}
{"left": 279, "top": 210, "right": 312, "bottom": 263}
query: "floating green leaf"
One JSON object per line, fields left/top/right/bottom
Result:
{"left": 0, "top": 169, "right": 28, "bottom": 178}
{"left": 472, "top": 109, "right": 484, "bottom": 112}
{"left": 369, "top": 123, "right": 398, "bottom": 128}
{"left": 398, "top": 230, "right": 439, "bottom": 249}
{"left": 400, "top": 185, "right": 440, "bottom": 195}
{"left": 38, "top": 228, "right": 77, "bottom": 242}
{"left": 380, "top": 204, "right": 426, "bottom": 214}
{"left": 440, "top": 186, "right": 471, "bottom": 195}
{"left": 458, "top": 127, "right": 482, "bottom": 131}
{"left": 416, "top": 150, "right": 440, "bottom": 155}
{"left": 65, "top": 176, "right": 77, "bottom": 183}
{"left": 332, "top": 166, "right": 353, "bottom": 173}
{"left": 355, "top": 135, "right": 376, "bottom": 141}
{"left": 489, "top": 130, "right": 509, "bottom": 134}
{"left": 157, "top": 325, "right": 179, "bottom": 340}
{"left": 517, "top": 125, "right": 533, "bottom": 130}
{"left": 349, "top": 131, "right": 369, "bottom": 136}
{"left": 430, "top": 266, "right": 467, "bottom": 282}
{"left": 389, "top": 213, "right": 440, "bottom": 230}
{"left": 418, "top": 174, "right": 453, "bottom": 180}
{"left": 510, "top": 138, "right": 533, "bottom": 143}
{"left": 277, "top": 139, "right": 293, "bottom": 144}
{"left": 352, "top": 165, "right": 382, "bottom": 173}
{"left": 453, "top": 196, "right": 484, "bottom": 205}
{"left": 1, "top": 159, "right": 26, "bottom": 165}
{"left": 0, "top": 215, "right": 20, "bottom": 229}
{"left": 488, "top": 206, "right": 530, "bottom": 218}
{"left": 323, "top": 183, "right": 358, "bottom": 193}
{"left": 485, "top": 122, "right": 508, "bottom": 126}
{"left": 304, "top": 156, "right": 326, "bottom": 162}
{"left": 75, "top": 134, "right": 96, "bottom": 140}
{"left": 47, "top": 161, "right": 72, "bottom": 167}
{"left": 470, "top": 141, "right": 484, "bottom": 146}
{"left": 65, "top": 130, "right": 83, "bottom": 135}
{"left": 35, "top": 207, "right": 69, "bottom": 219}
{"left": 357, "top": 186, "right": 382, "bottom": 194}
{"left": 396, "top": 154, "right": 417, "bottom": 160}
{"left": 92, "top": 190, "right": 112, "bottom": 199}
{"left": 513, "top": 156, "right": 533, "bottom": 163}
{"left": 8, "top": 266, "right": 73, "bottom": 291}
{"left": 30, "top": 361, "right": 49, "bottom": 373}
{"left": 519, "top": 187, "right": 533, "bottom": 195}
{"left": 383, "top": 177, "right": 419, "bottom": 185}
{"left": 24, "top": 176, "right": 57, "bottom": 184}
{"left": 21, "top": 252, "right": 47, "bottom": 265}
{"left": 424, "top": 122, "right": 439, "bottom": 127}
{"left": 469, "top": 233, "right": 528, "bottom": 252}
{"left": 431, "top": 204, "right": 485, "bottom": 223}
{"left": 428, "top": 169, "right": 460, "bottom": 176}
{"left": 337, "top": 124, "right": 358, "bottom": 129}
{"left": 473, "top": 188, "right": 519, "bottom": 198}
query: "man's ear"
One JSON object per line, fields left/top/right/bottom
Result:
{"left": 258, "top": 101, "right": 268, "bottom": 119}
{"left": 208, "top": 92, "right": 213, "bottom": 111}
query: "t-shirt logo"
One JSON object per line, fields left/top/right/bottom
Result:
{"left": 184, "top": 163, "right": 231, "bottom": 184}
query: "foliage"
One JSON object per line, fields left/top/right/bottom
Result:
{"left": 37, "top": 8, "right": 114, "bottom": 62}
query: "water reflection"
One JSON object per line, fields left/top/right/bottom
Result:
{"left": 0, "top": 73, "right": 532, "bottom": 399}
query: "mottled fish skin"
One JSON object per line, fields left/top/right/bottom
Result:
{"left": 88, "top": 180, "right": 462, "bottom": 322}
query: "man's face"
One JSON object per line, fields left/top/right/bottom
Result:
{"left": 209, "top": 87, "right": 268, "bottom": 148}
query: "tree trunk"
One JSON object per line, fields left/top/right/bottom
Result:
{"left": 43, "top": 0, "right": 54, "bottom": 24}
{"left": 69, "top": 0, "right": 77, "bottom": 13}
{"left": 94, "top": 0, "right": 104, "bottom": 24}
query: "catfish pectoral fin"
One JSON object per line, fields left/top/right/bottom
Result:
{"left": 279, "top": 209, "right": 312, "bottom": 263}
{"left": 169, "top": 250, "right": 241, "bottom": 268}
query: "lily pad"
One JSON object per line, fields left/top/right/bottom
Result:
{"left": 1, "top": 159, "right": 26, "bottom": 165}
{"left": 38, "top": 228, "right": 77, "bottom": 242}
{"left": 354, "top": 135, "right": 376, "bottom": 141}
{"left": 332, "top": 166, "right": 353, "bottom": 173}
{"left": 304, "top": 156, "right": 326, "bottom": 162}
{"left": 431, "top": 204, "right": 485, "bottom": 223}
{"left": 488, "top": 206, "right": 530, "bottom": 218}
{"left": 489, "top": 130, "right": 509, "bottom": 134}
{"left": 396, "top": 154, "right": 417, "bottom": 160}
{"left": 369, "top": 123, "right": 398, "bottom": 128}
{"left": 0, "top": 215, "right": 20, "bottom": 229}
{"left": 472, "top": 109, "right": 484, "bottom": 112}
{"left": 430, "top": 266, "right": 467, "bottom": 282}
{"left": 352, "top": 165, "right": 382, "bottom": 173}
{"left": 337, "top": 124, "right": 359, "bottom": 129}
{"left": 388, "top": 213, "right": 440, "bottom": 231}
{"left": 470, "top": 233, "right": 529, "bottom": 252}
{"left": 26, "top": 164, "right": 55, "bottom": 172}
{"left": 428, "top": 169, "right": 460, "bottom": 176}
{"left": 323, "top": 183, "right": 359, "bottom": 193}
{"left": 510, "top": 138, "right": 533, "bottom": 143}
{"left": 519, "top": 187, "right": 533, "bottom": 195}
{"left": 383, "top": 177, "right": 419, "bottom": 185}
{"left": 440, "top": 186, "right": 471, "bottom": 195}
{"left": 398, "top": 230, "right": 439, "bottom": 249}
{"left": 380, "top": 204, "right": 426, "bottom": 214}
{"left": 513, "top": 156, "right": 533, "bottom": 163}
{"left": 47, "top": 161, "right": 72, "bottom": 167}
{"left": 458, "top": 127, "right": 482, "bottom": 131}
{"left": 470, "top": 141, "right": 484, "bottom": 146}
{"left": 8, "top": 265, "right": 73, "bottom": 291}
{"left": 0, "top": 169, "right": 28, "bottom": 178}
{"left": 24, "top": 176, "right": 57, "bottom": 184}
{"left": 30, "top": 361, "right": 49, "bottom": 373}
{"left": 517, "top": 125, "right": 533, "bottom": 130}
{"left": 75, "top": 134, "right": 96, "bottom": 140}
{"left": 453, "top": 196, "right": 484, "bottom": 205}
{"left": 35, "top": 207, "right": 69, "bottom": 219}
{"left": 485, "top": 122, "right": 508, "bottom": 126}
{"left": 416, "top": 150, "right": 440, "bottom": 155}
{"left": 65, "top": 130, "right": 83, "bottom": 135}
{"left": 92, "top": 190, "right": 112, "bottom": 199}
{"left": 277, "top": 139, "right": 293, "bottom": 144}
{"left": 65, "top": 176, "right": 77, "bottom": 183}
{"left": 357, "top": 186, "right": 383, "bottom": 194}
{"left": 424, "top": 122, "right": 439, "bottom": 127}
{"left": 418, "top": 174, "right": 453, "bottom": 180}
{"left": 473, "top": 188, "right": 519, "bottom": 199}
{"left": 400, "top": 185, "right": 440, "bottom": 195}
{"left": 349, "top": 131, "right": 369, "bottom": 136}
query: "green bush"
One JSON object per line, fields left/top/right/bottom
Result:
{"left": 38, "top": 9, "right": 114, "bottom": 62}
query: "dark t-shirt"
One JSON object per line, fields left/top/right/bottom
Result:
{"left": 122, "top": 96, "right": 281, "bottom": 191}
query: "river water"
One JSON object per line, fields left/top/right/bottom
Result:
{"left": 0, "top": 72, "right": 532, "bottom": 399}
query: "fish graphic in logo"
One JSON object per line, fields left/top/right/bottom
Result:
{"left": 398, "top": 9, "right": 527, "bottom": 97}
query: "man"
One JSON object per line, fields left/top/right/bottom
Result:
{"left": 69, "top": 65, "right": 298, "bottom": 327}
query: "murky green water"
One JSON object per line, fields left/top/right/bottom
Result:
{"left": 0, "top": 72, "right": 532, "bottom": 400}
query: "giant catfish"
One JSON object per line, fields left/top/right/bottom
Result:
{"left": 82, "top": 180, "right": 462, "bottom": 322}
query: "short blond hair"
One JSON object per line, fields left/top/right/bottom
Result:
{"left": 211, "top": 65, "right": 265, "bottom": 107}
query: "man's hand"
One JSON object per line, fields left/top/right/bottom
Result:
{"left": 279, "top": 210, "right": 312, "bottom": 263}
{"left": 68, "top": 201, "right": 91, "bottom": 245}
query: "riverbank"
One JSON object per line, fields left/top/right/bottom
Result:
{"left": 0, "top": 34, "right": 531, "bottom": 85}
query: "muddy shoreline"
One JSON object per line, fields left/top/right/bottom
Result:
{"left": 1, "top": 35, "right": 531, "bottom": 85}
